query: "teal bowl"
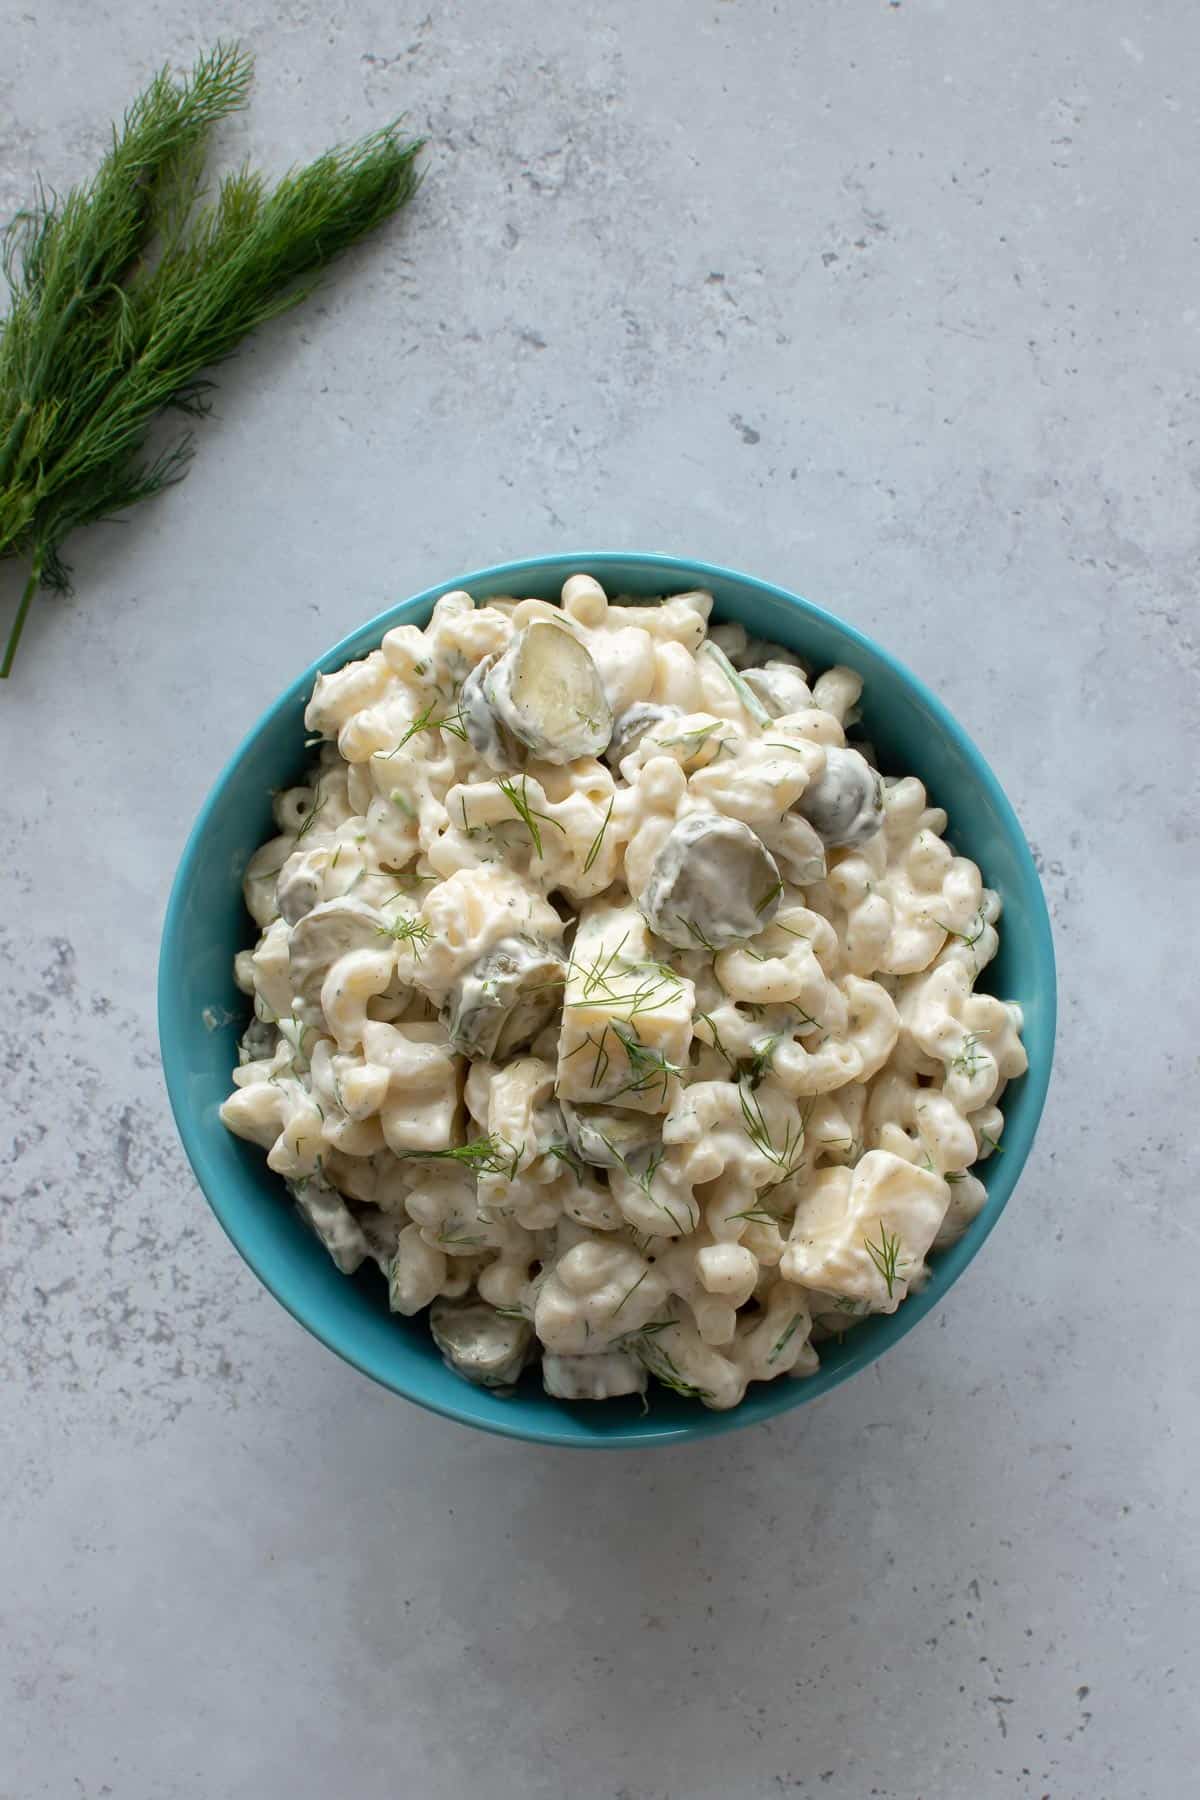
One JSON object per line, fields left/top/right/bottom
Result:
{"left": 159, "top": 553, "right": 1056, "bottom": 1447}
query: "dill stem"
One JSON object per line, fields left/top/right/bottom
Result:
{"left": 1, "top": 553, "right": 43, "bottom": 679}
{"left": 0, "top": 400, "right": 32, "bottom": 493}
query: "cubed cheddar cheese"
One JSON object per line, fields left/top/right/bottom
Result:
{"left": 555, "top": 900, "right": 694, "bottom": 1115}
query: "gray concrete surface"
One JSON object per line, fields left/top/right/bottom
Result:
{"left": 2, "top": 3, "right": 1197, "bottom": 1796}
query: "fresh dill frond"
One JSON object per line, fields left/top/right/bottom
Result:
{"left": 400, "top": 1134, "right": 522, "bottom": 1178}
{"left": 755, "top": 878, "right": 783, "bottom": 915}
{"left": 0, "top": 42, "right": 425, "bottom": 677}
{"left": 496, "top": 774, "right": 566, "bottom": 859}
{"left": 979, "top": 1129, "right": 1004, "bottom": 1155}
{"left": 863, "top": 1223, "right": 906, "bottom": 1298}
{"left": 676, "top": 915, "right": 720, "bottom": 954}
{"left": 374, "top": 915, "right": 433, "bottom": 959}
{"left": 630, "top": 1336, "right": 712, "bottom": 1402}
{"left": 582, "top": 795, "right": 615, "bottom": 873}
{"left": 933, "top": 909, "right": 986, "bottom": 949}
{"left": 767, "top": 1315, "right": 802, "bottom": 1364}
{"left": 948, "top": 1032, "right": 986, "bottom": 1078}
{"left": 292, "top": 784, "right": 326, "bottom": 844}
{"left": 737, "top": 1082, "right": 806, "bottom": 1182}
{"left": 742, "top": 1032, "right": 782, "bottom": 1088}
{"left": 700, "top": 640, "right": 772, "bottom": 725}
{"left": 610, "top": 1024, "right": 683, "bottom": 1104}
{"left": 383, "top": 700, "right": 468, "bottom": 756}
{"left": 694, "top": 1009, "right": 737, "bottom": 1072}
{"left": 609, "top": 1268, "right": 650, "bottom": 1316}
{"left": 652, "top": 720, "right": 734, "bottom": 758}
{"left": 726, "top": 1205, "right": 781, "bottom": 1227}
{"left": 547, "top": 1142, "right": 590, "bottom": 1182}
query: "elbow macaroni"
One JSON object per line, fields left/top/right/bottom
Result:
{"left": 220, "top": 574, "right": 1027, "bottom": 1409}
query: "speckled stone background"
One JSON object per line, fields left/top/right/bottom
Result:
{"left": 2, "top": 4, "right": 1197, "bottom": 1797}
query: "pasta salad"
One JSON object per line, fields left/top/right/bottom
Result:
{"left": 221, "top": 575, "right": 1027, "bottom": 1408}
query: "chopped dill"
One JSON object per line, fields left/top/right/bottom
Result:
{"left": 582, "top": 795, "right": 615, "bottom": 874}
{"left": 755, "top": 878, "right": 784, "bottom": 915}
{"left": 383, "top": 700, "right": 469, "bottom": 756}
{"left": 767, "top": 1315, "right": 802, "bottom": 1364}
{"left": 610, "top": 1024, "right": 683, "bottom": 1104}
{"left": 293, "top": 785, "right": 325, "bottom": 844}
{"left": 653, "top": 720, "right": 734, "bottom": 758}
{"left": 737, "top": 1082, "right": 806, "bottom": 1182}
{"left": 934, "top": 909, "right": 986, "bottom": 949}
{"left": 547, "top": 1142, "right": 590, "bottom": 1182}
{"left": 727, "top": 1204, "right": 781, "bottom": 1227}
{"left": 400, "top": 1135, "right": 522, "bottom": 1178}
{"left": 374, "top": 915, "right": 432, "bottom": 959}
{"left": 742, "top": 1032, "right": 781, "bottom": 1088}
{"left": 676, "top": 915, "right": 720, "bottom": 954}
{"left": 948, "top": 1032, "right": 986, "bottom": 1078}
{"left": 496, "top": 774, "right": 566, "bottom": 859}
{"left": 631, "top": 1335, "right": 712, "bottom": 1402}
{"left": 610, "top": 1269, "right": 649, "bottom": 1316}
{"left": 863, "top": 1223, "right": 906, "bottom": 1299}
{"left": 695, "top": 1010, "right": 737, "bottom": 1072}
{"left": 701, "top": 640, "right": 772, "bottom": 725}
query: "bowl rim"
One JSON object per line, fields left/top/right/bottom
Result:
{"left": 159, "top": 550, "right": 1057, "bottom": 1447}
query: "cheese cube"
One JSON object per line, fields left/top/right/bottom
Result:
{"left": 555, "top": 900, "right": 693, "bottom": 1115}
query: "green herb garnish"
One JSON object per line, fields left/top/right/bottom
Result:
{"left": 400, "top": 1134, "right": 521, "bottom": 1178}
{"left": 374, "top": 915, "right": 432, "bottom": 958}
{"left": 582, "top": 795, "right": 615, "bottom": 874}
{"left": 863, "top": 1224, "right": 906, "bottom": 1299}
{"left": 383, "top": 700, "right": 468, "bottom": 756}
{"left": 0, "top": 43, "right": 424, "bottom": 678}
{"left": 767, "top": 1315, "right": 802, "bottom": 1364}
{"left": 496, "top": 774, "right": 566, "bottom": 859}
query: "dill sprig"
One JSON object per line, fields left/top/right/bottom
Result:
{"left": 701, "top": 640, "right": 772, "bottom": 725}
{"left": 582, "top": 795, "right": 615, "bottom": 873}
{"left": 566, "top": 943, "right": 681, "bottom": 1021}
{"left": 546, "top": 1141, "right": 590, "bottom": 1183}
{"left": 948, "top": 1032, "right": 986, "bottom": 1078}
{"left": 743, "top": 1032, "right": 782, "bottom": 1087}
{"left": 609, "top": 1268, "right": 650, "bottom": 1316}
{"left": 0, "top": 42, "right": 424, "bottom": 677}
{"left": 755, "top": 878, "right": 784, "bottom": 915}
{"left": 374, "top": 915, "right": 433, "bottom": 959}
{"left": 382, "top": 699, "right": 468, "bottom": 756}
{"left": 652, "top": 719, "right": 736, "bottom": 758}
{"left": 676, "top": 915, "right": 720, "bottom": 954}
{"left": 400, "top": 1135, "right": 522, "bottom": 1179}
{"left": 737, "top": 1082, "right": 807, "bottom": 1184}
{"left": 292, "top": 784, "right": 326, "bottom": 844}
{"left": 934, "top": 909, "right": 987, "bottom": 949}
{"left": 767, "top": 1315, "right": 802, "bottom": 1364}
{"left": 610, "top": 1024, "right": 683, "bottom": 1104}
{"left": 694, "top": 1009, "right": 737, "bottom": 1072}
{"left": 629, "top": 1334, "right": 713, "bottom": 1402}
{"left": 496, "top": 774, "right": 566, "bottom": 859}
{"left": 863, "top": 1223, "right": 906, "bottom": 1298}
